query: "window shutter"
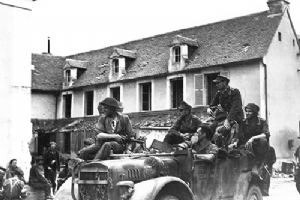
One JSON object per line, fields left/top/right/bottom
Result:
{"left": 195, "top": 74, "right": 204, "bottom": 105}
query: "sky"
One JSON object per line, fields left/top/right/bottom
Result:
{"left": 31, "top": 0, "right": 300, "bottom": 56}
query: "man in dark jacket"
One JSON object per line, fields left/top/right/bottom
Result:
{"left": 209, "top": 75, "right": 244, "bottom": 129}
{"left": 29, "top": 157, "right": 53, "bottom": 199}
{"left": 79, "top": 97, "right": 135, "bottom": 161}
{"left": 239, "top": 103, "right": 270, "bottom": 160}
{"left": 163, "top": 101, "right": 202, "bottom": 148}
{"left": 43, "top": 142, "right": 60, "bottom": 194}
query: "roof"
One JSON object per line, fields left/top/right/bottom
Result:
{"left": 64, "top": 59, "right": 89, "bottom": 69}
{"left": 110, "top": 48, "right": 137, "bottom": 59}
{"left": 65, "top": 11, "right": 282, "bottom": 89}
{"left": 31, "top": 53, "right": 65, "bottom": 91}
{"left": 31, "top": 11, "right": 283, "bottom": 90}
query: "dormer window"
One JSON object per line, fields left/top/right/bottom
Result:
{"left": 63, "top": 59, "right": 88, "bottom": 88}
{"left": 109, "top": 48, "right": 137, "bottom": 79}
{"left": 168, "top": 35, "right": 198, "bottom": 72}
{"left": 173, "top": 46, "right": 181, "bottom": 63}
{"left": 113, "top": 59, "right": 119, "bottom": 73}
{"left": 65, "top": 69, "right": 71, "bottom": 83}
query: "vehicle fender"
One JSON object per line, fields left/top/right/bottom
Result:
{"left": 129, "top": 176, "right": 194, "bottom": 200}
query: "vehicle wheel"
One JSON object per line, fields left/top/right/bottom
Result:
{"left": 296, "top": 179, "right": 300, "bottom": 194}
{"left": 246, "top": 185, "right": 262, "bottom": 200}
{"left": 158, "top": 194, "right": 180, "bottom": 200}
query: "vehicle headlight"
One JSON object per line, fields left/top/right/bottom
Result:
{"left": 116, "top": 181, "right": 134, "bottom": 200}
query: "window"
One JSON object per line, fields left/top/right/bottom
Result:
{"left": 63, "top": 132, "right": 71, "bottom": 154}
{"left": 170, "top": 77, "right": 183, "bottom": 108}
{"left": 84, "top": 91, "right": 94, "bottom": 116}
{"left": 63, "top": 94, "right": 72, "bottom": 118}
{"left": 140, "top": 82, "right": 152, "bottom": 111}
{"left": 195, "top": 73, "right": 220, "bottom": 106}
{"left": 173, "top": 46, "right": 181, "bottom": 63}
{"left": 206, "top": 73, "right": 219, "bottom": 105}
{"left": 110, "top": 87, "right": 120, "bottom": 101}
{"left": 278, "top": 32, "right": 282, "bottom": 41}
{"left": 113, "top": 59, "right": 119, "bottom": 73}
{"left": 65, "top": 70, "right": 71, "bottom": 83}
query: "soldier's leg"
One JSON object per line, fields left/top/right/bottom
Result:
{"left": 163, "top": 132, "right": 184, "bottom": 145}
{"left": 79, "top": 144, "right": 101, "bottom": 160}
{"left": 93, "top": 142, "right": 124, "bottom": 160}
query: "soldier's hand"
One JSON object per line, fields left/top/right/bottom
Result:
{"left": 224, "top": 119, "right": 231, "bottom": 130}
{"left": 191, "top": 135, "right": 199, "bottom": 145}
{"left": 181, "top": 133, "right": 190, "bottom": 139}
{"left": 207, "top": 108, "right": 213, "bottom": 115}
{"left": 115, "top": 135, "right": 123, "bottom": 143}
{"left": 245, "top": 141, "right": 253, "bottom": 152}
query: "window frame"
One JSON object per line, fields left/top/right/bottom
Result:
{"left": 139, "top": 82, "right": 152, "bottom": 111}
{"left": 113, "top": 58, "right": 119, "bottom": 74}
{"left": 62, "top": 93, "right": 72, "bottom": 118}
{"left": 173, "top": 46, "right": 181, "bottom": 63}
{"left": 84, "top": 90, "right": 94, "bottom": 116}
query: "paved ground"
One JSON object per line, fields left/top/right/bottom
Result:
{"left": 265, "top": 176, "right": 299, "bottom": 200}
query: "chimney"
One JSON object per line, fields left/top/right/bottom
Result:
{"left": 47, "top": 37, "right": 51, "bottom": 54}
{"left": 267, "top": 0, "right": 289, "bottom": 14}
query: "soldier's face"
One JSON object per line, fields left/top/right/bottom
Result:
{"left": 245, "top": 108, "right": 256, "bottom": 119}
{"left": 215, "top": 81, "right": 226, "bottom": 90}
{"left": 179, "top": 108, "right": 190, "bottom": 116}
{"left": 102, "top": 105, "right": 115, "bottom": 117}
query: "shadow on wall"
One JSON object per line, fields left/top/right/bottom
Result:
{"left": 273, "top": 127, "right": 299, "bottom": 158}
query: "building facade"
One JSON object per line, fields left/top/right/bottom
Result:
{"left": 32, "top": 0, "right": 300, "bottom": 158}
{"left": 0, "top": 0, "right": 33, "bottom": 180}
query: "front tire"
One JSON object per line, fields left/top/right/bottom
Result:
{"left": 246, "top": 185, "right": 262, "bottom": 200}
{"left": 158, "top": 195, "right": 180, "bottom": 200}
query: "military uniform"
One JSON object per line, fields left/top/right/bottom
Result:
{"left": 210, "top": 87, "right": 244, "bottom": 124}
{"left": 79, "top": 100, "right": 134, "bottom": 161}
{"left": 193, "top": 141, "right": 218, "bottom": 156}
{"left": 43, "top": 147, "right": 60, "bottom": 193}
{"left": 239, "top": 116, "right": 270, "bottom": 158}
{"left": 164, "top": 114, "right": 202, "bottom": 145}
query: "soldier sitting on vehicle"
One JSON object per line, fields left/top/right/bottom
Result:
{"left": 191, "top": 126, "right": 219, "bottom": 161}
{"left": 163, "top": 101, "right": 202, "bottom": 149}
{"left": 238, "top": 103, "right": 270, "bottom": 161}
{"left": 207, "top": 75, "right": 244, "bottom": 148}
{"left": 79, "top": 97, "right": 135, "bottom": 161}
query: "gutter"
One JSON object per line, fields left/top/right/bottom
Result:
{"left": 262, "top": 58, "right": 269, "bottom": 123}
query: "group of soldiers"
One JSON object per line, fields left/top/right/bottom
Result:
{"left": 74, "top": 75, "right": 275, "bottom": 195}
{"left": 77, "top": 75, "right": 272, "bottom": 163}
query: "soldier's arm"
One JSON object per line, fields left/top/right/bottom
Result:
{"left": 227, "top": 89, "right": 243, "bottom": 121}
{"left": 209, "top": 91, "right": 220, "bottom": 107}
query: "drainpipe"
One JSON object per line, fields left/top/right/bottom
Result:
{"left": 262, "top": 61, "right": 268, "bottom": 123}
{"left": 55, "top": 92, "right": 59, "bottom": 120}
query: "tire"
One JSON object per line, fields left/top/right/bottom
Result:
{"left": 296, "top": 179, "right": 300, "bottom": 194}
{"left": 155, "top": 183, "right": 192, "bottom": 200}
{"left": 246, "top": 185, "right": 263, "bottom": 200}
{"left": 158, "top": 194, "right": 180, "bottom": 200}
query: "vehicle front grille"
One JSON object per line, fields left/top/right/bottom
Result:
{"left": 79, "top": 171, "right": 108, "bottom": 200}
{"left": 80, "top": 172, "right": 108, "bottom": 180}
{"left": 79, "top": 184, "right": 108, "bottom": 200}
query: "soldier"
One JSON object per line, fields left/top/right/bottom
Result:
{"left": 163, "top": 101, "right": 202, "bottom": 148}
{"left": 192, "top": 126, "right": 219, "bottom": 160}
{"left": 43, "top": 142, "right": 60, "bottom": 194}
{"left": 208, "top": 75, "right": 244, "bottom": 130}
{"left": 239, "top": 103, "right": 270, "bottom": 159}
{"left": 79, "top": 97, "right": 135, "bottom": 161}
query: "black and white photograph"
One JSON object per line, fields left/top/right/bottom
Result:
{"left": 1, "top": 0, "right": 300, "bottom": 199}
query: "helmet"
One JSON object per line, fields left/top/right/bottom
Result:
{"left": 100, "top": 97, "right": 121, "bottom": 108}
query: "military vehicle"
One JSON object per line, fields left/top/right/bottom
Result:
{"left": 70, "top": 145, "right": 265, "bottom": 200}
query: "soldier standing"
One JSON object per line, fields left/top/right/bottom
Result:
{"left": 43, "top": 142, "right": 60, "bottom": 194}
